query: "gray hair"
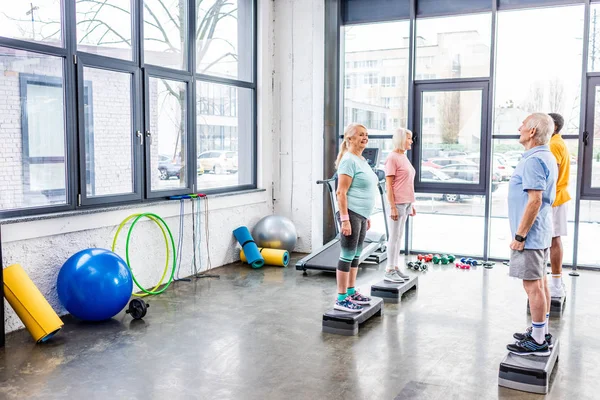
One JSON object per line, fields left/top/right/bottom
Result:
{"left": 526, "top": 113, "right": 555, "bottom": 145}
{"left": 392, "top": 128, "right": 412, "bottom": 151}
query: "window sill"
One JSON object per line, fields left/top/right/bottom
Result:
{"left": 0, "top": 188, "right": 268, "bottom": 243}
{"left": 1, "top": 188, "right": 266, "bottom": 225}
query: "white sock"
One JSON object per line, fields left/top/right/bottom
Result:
{"left": 532, "top": 321, "right": 545, "bottom": 344}
{"left": 545, "top": 313, "right": 550, "bottom": 335}
{"left": 552, "top": 274, "right": 562, "bottom": 289}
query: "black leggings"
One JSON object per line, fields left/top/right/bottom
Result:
{"left": 336, "top": 210, "right": 368, "bottom": 272}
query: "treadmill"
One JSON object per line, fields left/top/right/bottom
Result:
{"left": 296, "top": 148, "right": 389, "bottom": 274}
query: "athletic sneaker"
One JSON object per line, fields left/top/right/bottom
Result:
{"left": 550, "top": 284, "right": 566, "bottom": 299}
{"left": 334, "top": 297, "right": 363, "bottom": 313}
{"left": 394, "top": 268, "right": 410, "bottom": 279}
{"left": 507, "top": 337, "right": 551, "bottom": 356}
{"left": 349, "top": 290, "right": 372, "bottom": 305}
{"left": 513, "top": 327, "right": 553, "bottom": 348}
{"left": 384, "top": 270, "right": 405, "bottom": 283}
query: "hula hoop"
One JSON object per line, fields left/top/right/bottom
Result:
{"left": 112, "top": 213, "right": 170, "bottom": 297}
{"left": 112, "top": 213, "right": 177, "bottom": 295}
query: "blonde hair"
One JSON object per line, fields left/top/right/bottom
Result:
{"left": 335, "top": 123, "right": 366, "bottom": 169}
{"left": 392, "top": 128, "right": 412, "bottom": 151}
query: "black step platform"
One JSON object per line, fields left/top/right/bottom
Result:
{"left": 322, "top": 297, "right": 383, "bottom": 336}
{"left": 370, "top": 276, "right": 418, "bottom": 303}
{"left": 527, "top": 296, "right": 566, "bottom": 317}
{"left": 498, "top": 339, "right": 560, "bottom": 394}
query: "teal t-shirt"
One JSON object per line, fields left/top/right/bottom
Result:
{"left": 337, "top": 153, "right": 378, "bottom": 219}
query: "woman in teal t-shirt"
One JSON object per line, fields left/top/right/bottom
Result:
{"left": 333, "top": 123, "right": 379, "bottom": 313}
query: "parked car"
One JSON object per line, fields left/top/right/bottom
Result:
{"left": 422, "top": 157, "right": 474, "bottom": 169}
{"left": 493, "top": 155, "right": 514, "bottom": 181}
{"left": 420, "top": 166, "right": 473, "bottom": 203}
{"left": 158, "top": 155, "right": 182, "bottom": 180}
{"left": 440, "top": 164, "right": 480, "bottom": 183}
{"left": 197, "top": 150, "right": 238, "bottom": 174}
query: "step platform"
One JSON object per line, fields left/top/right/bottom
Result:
{"left": 498, "top": 339, "right": 560, "bottom": 394}
{"left": 527, "top": 296, "right": 566, "bottom": 317}
{"left": 370, "top": 276, "right": 418, "bottom": 303}
{"left": 322, "top": 297, "right": 383, "bottom": 336}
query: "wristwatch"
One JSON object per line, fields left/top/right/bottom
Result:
{"left": 515, "top": 234, "right": 527, "bottom": 243}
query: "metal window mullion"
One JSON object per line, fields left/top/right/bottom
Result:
{"left": 62, "top": 0, "right": 79, "bottom": 212}
{"left": 0, "top": 37, "right": 68, "bottom": 57}
{"left": 406, "top": 0, "right": 417, "bottom": 255}
{"left": 574, "top": 0, "right": 593, "bottom": 271}
{"left": 189, "top": 0, "right": 198, "bottom": 192}
{"left": 484, "top": 0, "right": 499, "bottom": 261}
{"left": 253, "top": 0, "right": 258, "bottom": 187}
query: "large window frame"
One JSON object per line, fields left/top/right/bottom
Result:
{"left": 582, "top": 75, "right": 600, "bottom": 198}
{"left": 0, "top": 0, "right": 257, "bottom": 218}
{"left": 413, "top": 80, "right": 490, "bottom": 196}
{"left": 332, "top": 0, "right": 599, "bottom": 269}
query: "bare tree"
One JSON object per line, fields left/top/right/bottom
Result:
{"left": 548, "top": 77, "right": 565, "bottom": 114}
{"left": 523, "top": 82, "right": 545, "bottom": 113}
{"left": 14, "top": 0, "right": 238, "bottom": 178}
{"left": 438, "top": 91, "right": 460, "bottom": 144}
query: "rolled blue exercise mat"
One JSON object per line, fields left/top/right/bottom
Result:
{"left": 233, "top": 226, "right": 265, "bottom": 268}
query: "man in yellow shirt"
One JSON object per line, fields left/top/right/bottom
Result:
{"left": 548, "top": 113, "right": 570, "bottom": 299}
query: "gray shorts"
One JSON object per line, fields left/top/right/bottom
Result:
{"left": 509, "top": 248, "right": 549, "bottom": 280}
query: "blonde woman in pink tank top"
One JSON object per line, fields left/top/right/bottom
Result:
{"left": 383, "top": 128, "right": 416, "bottom": 283}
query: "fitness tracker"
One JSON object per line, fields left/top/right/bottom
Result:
{"left": 515, "top": 234, "right": 526, "bottom": 243}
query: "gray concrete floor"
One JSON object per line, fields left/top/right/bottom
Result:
{"left": 1, "top": 255, "right": 599, "bottom": 400}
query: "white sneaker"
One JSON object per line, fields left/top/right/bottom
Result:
{"left": 549, "top": 284, "right": 565, "bottom": 299}
{"left": 384, "top": 270, "right": 405, "bottom": 283}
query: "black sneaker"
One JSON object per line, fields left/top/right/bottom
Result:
{"left": 513, "top": 327, "right": 553, "bottom": 348}
{"left": 507, "top": 337, "right": 551, "bottom": 356}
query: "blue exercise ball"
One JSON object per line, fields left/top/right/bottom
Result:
{"left": 57, "top": 248, "right": 133, "bottom": 321}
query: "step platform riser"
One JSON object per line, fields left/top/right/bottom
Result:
{"left": 370, "top": 276, "right": 418, "bottom": 303}
{"left": 527, "top": 296, "right": 566, "bottom": 317}
{"left": 498, "top": 339, "right": 560, "bottom": 394}
{"left": 322, "top": 297, "right": 383, "bottom": 336}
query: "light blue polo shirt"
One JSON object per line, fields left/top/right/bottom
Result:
{"left": 337, "top": 153, "right": 378, "bottom": 219}
{"left": 508, "top": 145, "right": 558, "bottom": 250}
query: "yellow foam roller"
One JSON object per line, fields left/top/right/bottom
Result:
{"left": 240, "top": 248, "right": 289, "bottom": 267}
{"left": 3, "top": 264, "right": 63, "bottom": 343}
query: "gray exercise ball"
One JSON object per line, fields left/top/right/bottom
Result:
{"left": 252, "top": 215, "right": 298, "bottom": 253}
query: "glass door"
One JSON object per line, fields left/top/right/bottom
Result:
{"left": 583, "top": 77, "right": 600, "bottom": 197}
{"left": 410, "top": 81, "right": 489, "bottom": 257}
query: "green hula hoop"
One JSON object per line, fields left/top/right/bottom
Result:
{"left": 112, "top": 214, "right": 170, "bottom": 297}
{"left": 112, "top": 212, "right": 177, "bottom": 295}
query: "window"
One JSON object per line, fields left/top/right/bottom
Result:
{"left": 82, "top": 67, "right": 134, "bottom": 198}
{"left": 76, "top": 0, "right": 133, "bottom": 60}
{"left": 418, "top": 88, "right": 484, "bottom": 186}
{"left": 148, "top": 77, "right": 188, "bottom": 192}
{"left": 495, "top": 6, "right": 584, "bottom": 136}
{"left": 412, "top": 193, "right": 486, "bottom": 257}
{"left": 196, "top": 82, "right": 253, "bottom": 190}
{"left": 196, "top": 0, "right": 254, "bottom": 81}
{"left": 143, "top": 0, "right": 188, "bottom": 70}
{"left": 0, "top": 1, "right": 257, "bottom": 217}
{"left": 343, "top": 21, "right": 410, "bottom": 131}
{"left": 0, "top": 2, "right": 62, "bottom": 47}
{"left": 0, "top": 48, "right": 67, "bottom": 211}
{"left": 415, "top": 13, "right": 492, "bottom": 80}
{"left": 578, "top": 200, "right": 600, "bottom": 266}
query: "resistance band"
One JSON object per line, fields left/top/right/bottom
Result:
{"left": 112, "top": 213, "right": 176, "bottom": 295}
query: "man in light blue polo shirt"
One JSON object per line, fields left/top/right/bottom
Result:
{"left": 506, "top": 113, "right": 558, "bottom": 357}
